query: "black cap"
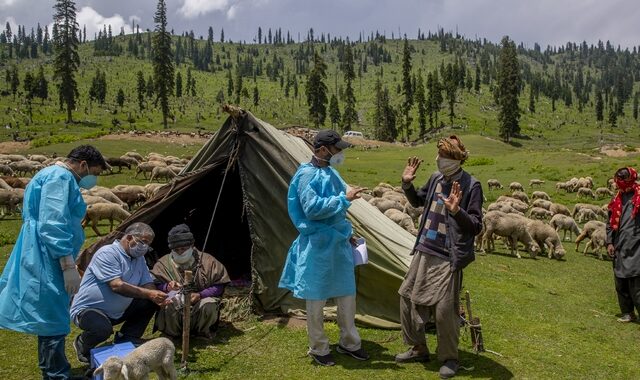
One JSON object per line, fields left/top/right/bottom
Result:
{"left": 67, "top": 145, "right": 108, "bottom": 170}
{"left": 313, "top": 130, "right": 352, "bottom": 150}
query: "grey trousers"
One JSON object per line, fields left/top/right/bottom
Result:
{"left": 306, "top": 295, "right": 361, "bottom": 356}
{"left": 614, "top": 275, "right": 640, "bottom": 315}
{"left": 399, "top": 277, "right": 461, "bottom": 362}
{"left": 155, "top": 297, "right": 220, "bottom": 337}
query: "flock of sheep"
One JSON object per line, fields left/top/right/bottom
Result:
{"left": 363, "top": 176, "right": 613, "bottom": 261}
{"left": 0, "top": 151, "right": 189, "bottom": 236}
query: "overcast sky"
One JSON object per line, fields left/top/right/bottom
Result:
{"left": 1, "top": 0, "right": 638, "bottom": 49}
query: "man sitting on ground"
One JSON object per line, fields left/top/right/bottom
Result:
{"left": 152, "top": 224, "right": 230, "bottom": 339}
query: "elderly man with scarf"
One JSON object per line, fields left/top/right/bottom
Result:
{"left": 152, "top": 224, "right": 230, "bottom": 339}
{"left": 607, "top": 167, "right": 640, "bottom": 323}
{"left": 394, "top": 135, "right": 483, "bottom": 379}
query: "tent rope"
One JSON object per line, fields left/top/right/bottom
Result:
{"left": 203, "top": 135, "right": 241, "bottom": 251}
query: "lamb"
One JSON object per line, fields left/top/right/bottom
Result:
{"left": 27, "top": 154, "right": 48, "bottom": 163}
{"left": 576, "top": 208, "right": 598, "bottom": 223}
{"left": 526, "top": 219, "right": 566, "bottom": 259}
{"left": 384, "top": 209, "right": 418, "bottom": 235}
{"left": 576, "top": 187, "right": 596, "bottom": 199}
{"left": 0, "top": 189, "right": 22, "bottom": 216}
{"left": 123, "top": 151, "right": 145, "bottom": 162}
{"left": 549, "top": 214, "right": 581, "bottom": 241}
{"left": 575, "top": 220, "right": 606, "bottom": 251}
{"left": 531, "top": 191, "right": 551, "bottom": 201}
{"left": 531, "top": 199, "right": 552, "bottom": 210}
{"left": 529, "top": 207, "right": 553, "bottom": 220}
{"left": 594, "top": 187, "right": 614, "bottom": 199}
{"left": 487, "top": 179, "right": 503, "bottom": 190}
{"left": 511, "top": 191, "right": 530, "bottom": 205}
{"left": 93, "top": 337, "right": 177, "bottom": 380}
{"left": 549, "top": 203, "right": 571, "bottom": 216}
{"left": 509, "top": 182, "right": 524, "bottom": 192}
{"left": 572, "top": 203, "right": 607, "bottom": 219}
{"left": 113, "top": 190, "right": 146, "bottom": 209}
{"left": 150, "top": 166, "right": 177, "bottom": 182}
{"left": 481, "top": 211, "right": 540, "bottom": 258}
{"left": 82, "top": 203, "right": 131, "bottom": 236}
{"left": 529, "top": 179, "right": 545, "bottom": 187}
{"left": 105, "top": 157, "right": 132, "bottom": 173}
{"left": 369, "top": 198, "right": 403, "bottom": 213}
{"left": 0, "top": 165, "right": 13, "bottom": 176}
{"left": 135, "top": 162, "right": 164, "bottom": 179}
{"left": 583, "top": 228, "right": 607, "bottom": 260}
{"left": 118, "top": 155, "right": 141, "bottom": 167}
{"left": 555, "top": 181, "right": 572, "bottom": 192}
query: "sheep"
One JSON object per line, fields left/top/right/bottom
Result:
{"left": 509, "top": 182, "right": 524, "bottom": 192}
{"left": 531, "top": 191, "right": 551, "bottom": 201}
{"left": 82, "top": 194, "right": 118, "bottom": 207}
{"left": 495, "top": 196, "right": 529, "bottom": 212}
{"left": 150, "top": 166, "right": 177, "bottom": 182}
{"left": 135, "top": 162, "right": 162, "bottom": 179}
{"left": 105, "top": 157, "right": 132, "bottom": 173}
{"left": 555, "top": 181, "right": 572, "bottom": 192}
{"left": 549, "top": 203, "right": 571, "bottom": 216}
{"left": 82, "top": 203, "right": 131, "bottom": 236}
{"left": 549, "top": 214, "right": 581, "bottom": 241}
{"left": 9, "top": 160, "right": 44, "bottom": 176}
{"left": 93, "top": 337, "right": 177, "bottom": 380}
{"left": 381, "top": 190, "right": 408, "bottom": 205}
{"left": 144, "top": 183, "right": 165, "bottom": 200}
{"left": 0, "top": 189, "right": 22, "bottom": 216}
{"left": 531, "top": 199, "right": 552, "bottom": 210}
{"left": 369, "top": 198, "right": 403, "bottom": 213}
{"left": 166, "top": 165, "right": 184, "bottom": 175}
{"left": 511, "top": 191, "right": 530, "bottom": 205}
{"left": 576, "top": 187, "right": 596, "bottom": 199}
{"left": 607, "top": 178, "right": 616, "bottom": 191}
{"left": 576, "top": 177, "right": 593, "bottom": 189}
{"left": 384, "top": 208, "right": 418, "bottom": 235}
{"left": 487, "top": 202, "right": 524, "bottom": 216}
{"left": 526, "top": 219, "right": 566, "bottom": 259}
{"left": 0, "top": 176, "right": 29, "bottom": 188}
{"left": 529, "top": 207, "right": 553, "bottom": 220}
{"left": 583, "top": 228, "right": 607, "bottom": 260}
{"left": 529, "top": 179, "right": 545, "bottom": 188}
{"left": 123, "top": 151, "right": 145, "bottom": 162}
{"left": 576, "top": 208, "right": 598, "bottom": 223}
{"left": 565, "top": 177, "right": 579, "bottom": 192}
{"left": 487, "top": 179, "right": 503, "bottom": 190}
{"left": 595, "top": 187, "right": 614, "bottom": 199}
{"left": 2, "top": 154, "right": 27, "bottom": 162}
{"left": 0, "top": 165, "right": 13, "bottom": 176}
{"left": 575, "top": 220, "right": 606, "bottom": 251}
{"left": 28, "top": 154, "right": 48, "bottom": 163}
{"left": 403, "top": 202, "right": 424, "bottom": 222}
{"left": 113, "top": 190, "right": 146, "bottom": 209}
{"left": 0, "top": 179, "right": 12, "bottom": 191}
{"left": 86, "top": 188, "right": 128, "bottom": 210}
{"left": 481, "top": 211, "right": 540, "bottom": 258}
{"left": 372, "top": 183, "right": 394, "bottom": 197}
{"left": 573, "top": 203, "right": 606, "bottom": 220}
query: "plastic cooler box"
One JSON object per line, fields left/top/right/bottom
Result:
{"left": 90, "top": 342, "right": 135, "bottom": 380}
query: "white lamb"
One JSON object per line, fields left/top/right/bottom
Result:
{"left": 529, "top": 207, "right": 553, "bottom": 220}
{"left": 549, "top": 214, "right": 581, "bottom": 241}
{"left": 481, "top": 211, "right": 540, "bottom": 258}
{"left": 526, "top": 219, "right": 566, "bottom": 259}
{"left": 529, "top": 179, "right": 545, "bottom": 187}
{"left": 384, "top": 208, "right": 418, "bottom": 235}
{"left": 575, "top": 220, "right": 606, "bottom": 251}
{"left": 531, "top": 199, "right": 552, "bottom": 210}
{"left": 576, "top": 208, "right": 598, "bottom": 223}
{"left": 509, "top": 182, "right": 524, "bottom": 192}
{"left": 531, "top": 191, "right": 551, "bottom": 201}
{"left": 549, "top": 203, "right": 571, "bottom": 216}
{"left": 583, "top": 228, "right": 607, "bottom": 260}
{"left": 511, "top": 191, "right": 530, "bottom": 205}
{"left": 93, "top": 337, "right": 177, "bottom": 380}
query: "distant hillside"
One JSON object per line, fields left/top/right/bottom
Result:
{"left": 0, "top": 27, "right": 638, "bottom": 151}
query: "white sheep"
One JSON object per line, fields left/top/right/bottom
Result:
{"left": 526, "top": 219, "right": 566, "bottom": 259}
{"left": 575, "top": 220, "right": 606, "bottom": 251}
{"left": 124, "top": 151, "right": 145, "bottom": 162}
{"left": 529, "top": 207, "right": 553, "bottom": 220}
{"left": 487, "top": 179, "right": 503, "bottom": 190}
{"left": 549, "top": 214, "right": 581, "bottom": 241}
{"left": 576, "top": 187, "right": 596, "bottom": 199}
{"left": 150, "top": 166, "right": 177, "bottom": 182}
{"left": 487, "top": 202, "right": 524, "bottom": 216}
{"left": 531, "top": 199, "right": 552, "bottom": 210}
{"left": 82, "top": 203, "right": 131, "bottom": 236}
{"left": 86, "top": 188, "right": 129, "bottom": 209}
{"left": 0, "top": 189, "right": 22, "bottom": 216}
{"left": 0, "top": 164, "right": 13, "bottom": 176}
{"left": 531, "top": 191, "right": 551, "bottom": 201}
{"left": 509, "top": 182, "right": 524, "bottom": 192}
{"left": 576, "top": 208, "right": 598, "bottom": 223}
{"left": 594, "top": 187, "right": 614, "bottom": 199}
{"left": 511, "top": 191, "right": 530, "bottom": 205}
{"left": 481, "top": 211, "right": 540, "bottom": 258}
{"left": 529, "top": 179, "right": 545, "bottom": 187}
{"left": 144, "top": 183, "right": 165, "bottom": 200}
{"left": 384, "top": 208, "right": 418, "bottom": 235}
{"left": 555, "top": 181, "right": 572, "bottom": 192}
{"left": 572, "top": 203, "right": 606, "bottom": 219}
{"left": 135, "top": 162, "right": 164, "bottom": 179}
{"left": 369, "top": 197, "right": 403, "bottom": 214}
{"left": 583, "top": 228, "right": 607, "bottom": 260}
{"left": 549, "top": 203, "right": 571, "bottom": 216}
{"left": 28, "top": 154, "right": 48, "bottom": 163}
{"left": 93, "top": 337, "right": 177, "bottom": 380}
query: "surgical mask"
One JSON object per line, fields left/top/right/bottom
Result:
{"left": 329, "top": 151, "right": 345, "bottom": 166}
{"left": 171, "top": 248, "right": 193, "bottom": 265}
{"left": 71, "top": 161, "right": 98, "bottom": 189}
{"left": 436, "top": 156, "right": 461, "bottom": 177}
{"left": 129, "top": 237, "right": 149, "bottom": 258}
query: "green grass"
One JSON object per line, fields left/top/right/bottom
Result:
{"left": 0, "top": 137, "right": 639, "bottom": 379}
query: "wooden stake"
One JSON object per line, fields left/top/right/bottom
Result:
{"left": 181, "top": 270, "right": 193, "bottom": 369}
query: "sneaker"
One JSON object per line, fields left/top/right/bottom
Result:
{"left": 395, "top": 348, "right": 430, "bottom": 363}
{"left": 439, "top": 359, "right": 459, "bottom": 379}
{"left": 617, "top": 313, "right": 637, "bottom": 323}
{"left": 114, "top": 331, "right": 149, "bottom": 346}
{"left": 309, "top": 352, "right": 336, "bottom": 366}
{"left": 336, "top": 345, "right": 370, "bottom": 361}
{"left": 73, "top": 335, "right": 89, "bottom": 364}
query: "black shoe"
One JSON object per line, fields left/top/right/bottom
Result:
{"left": 309, "top": 352, "right": 336, "bottom": 366}
{"left": 336, "top": 345, "right": 370, "bottom": 361}
{"left": 73, "top": 335, "right": 89, "bottom": 364}
{"left": 439, "top": 359, "right": 459, "bottom": 379}
{"left": 114, "top": 331, "right": 149, "bottom": 346}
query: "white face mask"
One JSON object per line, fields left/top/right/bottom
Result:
{"left": 329, "top": 151, "right": 345, "bottom": 166}
{"left": 436, "top": 156, "right": 461, "bottom": 177}
{"left": 171, "top": 247, "right": 193, "bottom": 265}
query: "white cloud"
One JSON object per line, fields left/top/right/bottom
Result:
{"left": 178, "top": 0, "right": 230, "bottom": 19}
{"left": 76, "top": 6, "right": 133, "bottom": 40}
{"left": 226, "top": 4, "right": 238, "bottom": 19}
{"left": 0, "top": 0, "right": 18, "bottom": 9}
{"left": 2, "top": 16, "right": 17, "bottom": 35}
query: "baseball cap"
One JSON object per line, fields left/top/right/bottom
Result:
{"left": 313, "top": 130, "right": 352, "bottom": 149}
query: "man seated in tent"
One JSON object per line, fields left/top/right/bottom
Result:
{"left": 152, "top": 224, "right": 231, "bottom": 339}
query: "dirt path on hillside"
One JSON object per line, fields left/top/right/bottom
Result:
{"left": 600, "top": 144, "right": 640, "bottom": 157}
{"left": 0, "top": 141, "right": 29, "bottom": 154}
{"left": 100, "top": 133, "right": 209, "bottom": 145}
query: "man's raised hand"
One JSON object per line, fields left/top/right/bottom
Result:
{"left": 402, "top": 157, "right": 423, "bottom": 184}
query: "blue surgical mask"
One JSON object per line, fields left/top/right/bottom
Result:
{"left": 79, "top": 175, "right": 97, "bottom": 189}
{"left": 171, "top": 247, "right": 193, "bottom": 265}
{"left": 129, "top": 237, "right": 149, "bottom": 258}
{"left": 329, "top": 151, "right": 345, "bottom": 166}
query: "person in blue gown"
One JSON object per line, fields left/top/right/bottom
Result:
{"left": 0, "top": 145, "right": 106, "bottom": 380}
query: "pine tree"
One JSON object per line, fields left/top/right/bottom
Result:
{"left": 443, "top": 63, "right": 457, "bottom": 124}
{"left": 146, "top": 75, "right": 154, "bottom": 98}
{"left": 235, "top": 64, "right": 243, "bottom": 104}
{"left": 329, "top": 94, "right": 341, "bottom": 127}
{"left": 495, "top": 36, "right": 521, "bottom": 142}
{"left": 175, "top": 71, "right": 182, "bottom": 98}
{"left": 608, "top": 107, "right": 617, "bottom": 128}
{"left": 595, "top": 90, "right": 604, "bottom": 122}
{"left": 253, "top": 86, "right": 259, "bottom": 106}
{"left": 152, "top": 0, "right": 174, "bottom": 128}
{"left": 633, "top": 92, "right": 638, "bottom": 121}
{"left": 415, "top": 72, "right": 427, "bottom": 137}
{"left": 136, "top": 71, "right": 145, "bottom": 111}
{"left": 306, "top": 52, "right": 328, "bottom": 127}
{"left": 10, "top": 66, "right": 19, "bottom": 99}
{"left": 474, "top": 65, "right": 481, "bottom": 92}
{"left": 528, "top": 85, "right": 535, "bottom": 113}
{"left": 116, "top": 88, "right": 125, "bottom": 109}
{"left": 36, "top": 66, "right": 48, "bottom": 103}
{"left": 227, "top": 69, "right": 234, "bottom": 98}
{"left": 220, "top": 28, "right": 224, "bottom": 43}
{"left": 185, "top": 67, "right": 193, "bottom": 96}
{"left": 341, "top": 44, "right": 357, "bottom": 131}
{"left": 53, "top": 0, "right": 80, "bottom": 123}
{"left": 400, "top": 36, "right": 413, "bottom": 141}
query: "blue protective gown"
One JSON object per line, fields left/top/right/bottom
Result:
{"left": 0, "top": 164, "right": 86, "bottom": 336}
{"left": 279, "top": 162, "right": 355, "bottom": 300}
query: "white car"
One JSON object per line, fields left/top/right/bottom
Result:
{"left": 343, "top": 131, "right": 364, "bottom": 138}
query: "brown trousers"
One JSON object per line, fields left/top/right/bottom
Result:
{"left": 155, "top": 297, "right": 220, "bottom": 337}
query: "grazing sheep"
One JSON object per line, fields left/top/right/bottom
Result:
{"left": 531, "top": 199, "right": 553, "bottom": 210}
{"left": 105, "top": 157, "right": 132, "bottom": 173}
{"left": 575, "top": 220, "right": 606, "bottom": 251}
{"left": 531, "top": 191, "right": 551, "bottom": 201}
{"left": 0, "top": 189, "right": 22, "bottom": 216}
{"left": 529, "top": 207, "right": 553, "bottom": 220}
{"left": 594, "top": 187, "right": 614, "bottom": 199}
{"left": 607, "top": 178, "right": 616, "bottom": 191}
{"left": 576, "top": 187, "right": 596, "bottom": 199}
{"left": 576, "top": 177, "right": 593, "bottom": 189}
{"left": 82, "top": 203, "right": 131, "bottom": 236}
{"left": 0, "top": 179, "right": 12, "bottom": 191}
{"left": 487, "top": 202, "right": 524, "bottom": 216}
{"left": 0, "top": 165, "right": 14, "bottom": 176}
{"left": 495, "top": 196, "right": 529, "bottom": 212}
{"left": 573, "top": 203, "right": 606, "bottom": 220}
{"left": 583, "top": 228, "right": 607, "bottom": 260}
{"left": 82, "top": 194, "right": 117, "bottom": 207}
{"left": 113, "top": 190, "right": 146, "bottom": 209}
{"left": 86, "top": 188, "right": 128, "bottom": 209}
{"left": 481, "top": 211, "right": 540, "bottom": 258}
{"left": 384, "top": 208, "right": 418, "bottom": 235}
{"left": 9, "top": 160, "right": 44, "bottom": 176}
{"left": 150, "top": 166, "right": 177, "bottom": 182}
{"left": 511, "top": 191, "right": 530, "bottom": 205}
{"left": 0, "top": 176, "right": 29, "bottom": 188}
{"left": 529, "top": 179, "right": 545, "bottom": 187}
{"left": 526, "top": 219, "right": 566, "bottom": 259}
{"left": 487, "top": 179, "right": 503, "bottom": 190}
{"left": 144, "top": 183, "right": 165, "bottom": 200}
{"left": 509, "top": 182, "right": 524, "bottom": 192}
{"left": 135, "top": 162, "right": 162, "bottom": 179}
{"left": 369, "top": 198, "right": 403, "bottom": 213}
{"left": 118, "top": 156, "right": 141, "bottom": 167}
{"left": 549, "top": 203, "right": 571, "bottom": 216}
{"left": 555, "top": 181, "right": 572, "bottom": 192}
{"left": 2, "top": 154, "right": 27, "bottom": 162}
{"left": 549, "top": 214, "right": 581, "bottom": 241}
{"left": 381, "top": 190, "right": 407, "bottom": 205}
{"left": 28, "top": 154, "right": 48, "bottom": 163}
{"left": 576, "top": 208, "right": 598, "bottom": 223}
{"left": 93, "top": 337, "right": 177, "bottom": 380}
{"left": 123, "top": 151, "right": 145, "bottom": 162}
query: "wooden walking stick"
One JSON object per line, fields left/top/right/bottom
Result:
{"left": 181, "top": 270, "right": 193, "bottom": 370}
{"left": 465, "top": 290, "right": 485, "bottom": 353}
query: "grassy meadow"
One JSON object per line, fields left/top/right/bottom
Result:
{"left": 0, "top": 132, "right": 639, "bottom": 379}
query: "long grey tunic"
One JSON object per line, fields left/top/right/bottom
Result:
{"left": 607, "top": 193, "right": 640, "bottom": 278}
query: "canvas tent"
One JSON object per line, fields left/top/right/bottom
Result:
{"left": 78, "top": 108, "right": 415, "bottom": 328}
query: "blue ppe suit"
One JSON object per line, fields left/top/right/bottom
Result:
{"left": 0, "top": 164, "right": 86, "bottom": 336}
{"left": 279, "top": 163, "right": 355, "bottom": 300}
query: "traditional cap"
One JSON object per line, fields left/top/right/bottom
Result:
{"left": 437, "top": 135, "right": 469, "bottom": 162}
{"left": 167, "top": 223, "right": 195, "bottom": 249}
